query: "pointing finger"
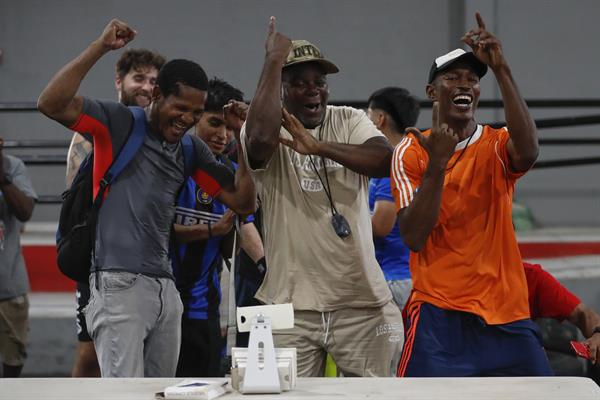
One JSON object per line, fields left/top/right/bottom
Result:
{"left": 268, "top": 16, "right": 276, "bottom": 35}
{"left": 431, "top": 101, "right": 440, "bottom": 131}
{"left": 475, "top": 12, "right": 487, "bottom": 30}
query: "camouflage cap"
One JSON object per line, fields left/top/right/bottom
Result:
{"left": 283, "top": 40, "right": 339, "bottom": 74}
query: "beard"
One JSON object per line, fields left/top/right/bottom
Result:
{"left": 119, "top": 87, "right": 152, "bottom": 107}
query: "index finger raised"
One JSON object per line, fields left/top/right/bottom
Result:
{"left": 475, "top": 12, "right": 486, "bottom": 30}
{"left": 268, "top": 16, "right": 276, "bottom": 35}
{"left": 431, "top": 101, "right": 440, "bottom": 131}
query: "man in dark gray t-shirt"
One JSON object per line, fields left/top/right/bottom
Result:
{"left": 38, "top": 19, "right": 256, "bottom": 377}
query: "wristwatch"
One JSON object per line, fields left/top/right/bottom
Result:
{"left": 0, "top": 175, "right": 11, "bottom": 187}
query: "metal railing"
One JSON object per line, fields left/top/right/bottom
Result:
{"left": 2, "top": 99, "right": 600, "bottom": 204}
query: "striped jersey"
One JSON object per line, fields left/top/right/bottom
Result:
{"left": 172, "top": 174, "right": 229, "bottom": 320}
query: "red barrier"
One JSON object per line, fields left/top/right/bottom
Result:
{"left": 519, "top": 242, "right": 600, "bottom": 259}
{"left": 22, "top": 245, "right": 75, "bottom": 292}
{"left": 20, "top": 241, "right": 600, "bottom": 292}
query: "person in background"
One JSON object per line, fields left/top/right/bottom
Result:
{"left": 524, "top": 262, "right": 600, "bottom": 365}
{"left": 0, "top": 137, "right": 37, "bottom": 377}
{"left": 366, "top": 87, "right": 419, "bottom": 311}
{"left": 172, "top": 77, "right": 263, "bottom": 377}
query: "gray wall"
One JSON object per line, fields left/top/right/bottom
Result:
{"left": 1, "top": 0, "right": 599, "bottom": 226}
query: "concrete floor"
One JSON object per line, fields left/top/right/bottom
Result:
{"left": 25, "top": 293, "right": 76, "bottom": 377}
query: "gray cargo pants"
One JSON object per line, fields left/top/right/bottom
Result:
{"left": 85, "top": 271, "right": 183, "bottom": 377}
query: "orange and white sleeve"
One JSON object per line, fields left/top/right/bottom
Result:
{"left": 390, "top": 135, "right": 423, "bottom": 212}
{"left": 496, "top": 127, "right": 528, "bottom": 181}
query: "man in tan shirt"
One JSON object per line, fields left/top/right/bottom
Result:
{"left": 240, "top": 18, "right": 403, "bottom": 377}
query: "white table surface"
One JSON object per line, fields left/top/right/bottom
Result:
{"left": 1, "top": 377, "right": 599, "bottom": 400}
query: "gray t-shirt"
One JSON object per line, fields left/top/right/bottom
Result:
{"left": 0, "top": 155, "right": 37, "bottom": 300}
{"left": 72, "top": 98, "right": 234, "bottom": 279}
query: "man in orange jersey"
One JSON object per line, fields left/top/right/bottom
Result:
{"left": 392, "top": 12, "right": 552, "bottom": 377}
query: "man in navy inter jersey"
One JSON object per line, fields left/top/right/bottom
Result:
{"left": 172, "top": 78, "right": 263, "bottom": 377}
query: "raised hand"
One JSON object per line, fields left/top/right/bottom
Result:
{"left": 223, "top": 100, "right": 248, "bottom": 142}
{"left": 98, "top": 19, "right": 136, "bottom": 51}
{"left": 406, "top": 102, "right": 458, "bottom": 167}
{"left": 461, "top": 12, "right": 505, "bottom": 70}
{"left": 279, "top": 108, "right": 320, "bottom": 155}
{"left": 264, "top": 16, "right": 292, "bottom": 61}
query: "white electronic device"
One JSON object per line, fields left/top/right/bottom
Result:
{"left": 236, "top": 303, "right": 294, "bottom": 332}
{"left": 231, "top": 347, "right": 297, "bottom": 392}
{"left": 231, "top": 304, "right": 296, "bottom": 394}
{"left": 157, "top": 379, "right": 228, "bottom": 400}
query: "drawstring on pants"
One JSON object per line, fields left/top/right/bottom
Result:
{"left": 321, "top": 311, "right": 331, "bottom": 346}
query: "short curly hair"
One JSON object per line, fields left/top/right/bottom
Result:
{"left": 368, "top": 87, "right": 420, "bottom": 132}
{"left": 156, "top": 59, "right": 209, "bottom": 98}
{"left": 115, "top": 48, "right": 166, "bottom": 80}
{"left": 205, "top": 77, "right": 244, "bottom": 112}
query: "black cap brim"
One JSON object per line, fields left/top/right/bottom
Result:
{"left": 428, "top": 52, "right": 487, "bottom": 83}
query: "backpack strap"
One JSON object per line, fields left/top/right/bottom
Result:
{"left": 98, "top": 106, "right": 147, "bottom": 190}
{"left": 170, "top": 134, "right": 196, "bottom": 268}
{"left": 181, "top": 133, "right": 196, "bottom": 177}
{"left": 90, "top": 106, "right": 147, "bottom": 288}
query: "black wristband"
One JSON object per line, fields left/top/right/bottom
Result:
{"left": 207, "top": 221, "right": 212, "bottom": 238}
{"left": 593, "top": 326, "right": 600, "bottom": 335}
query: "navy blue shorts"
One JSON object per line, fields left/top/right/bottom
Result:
{"left": 397, "top": 302, "right": 553, "bottom": 377}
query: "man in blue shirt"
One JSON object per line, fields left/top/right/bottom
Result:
{"left": 366, "top": 87, "right": 419, "bottom": 310}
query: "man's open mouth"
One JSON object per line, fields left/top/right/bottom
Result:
{"left": 452, "top": 94, "right": 473, "bottom": 110}
{"left": 171, "top": 120, "right": 189, "bottom": 136}
{"left": 304, "top": 102, "right": 322, "bottom": 113}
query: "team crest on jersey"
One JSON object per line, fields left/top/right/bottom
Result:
{"left": 197, "top": 189, "right": 213, "bottom": 205}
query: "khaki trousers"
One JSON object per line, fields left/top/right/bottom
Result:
{"left": 274, "top": 301, "right": 403, "bottom": 377}
{"left": 0, "top": 295, "right": 29, "bottom": 366}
